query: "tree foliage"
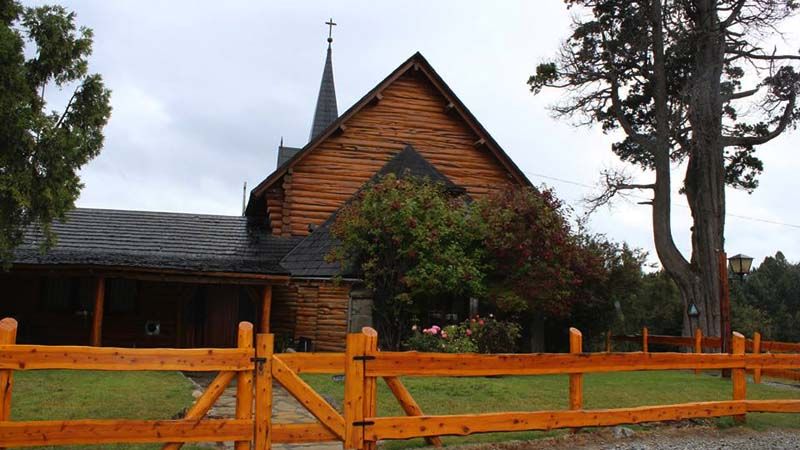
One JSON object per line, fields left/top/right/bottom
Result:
{"left": 330, "top": 177, "right": 626, "bottom": 350}
{"left": 329, "top": 174, "right": 486, "bottom": 349}
{"left": 0, "top": 1, "right": 111, "bottom": 264}
{"left": 732, "top": 252, "right": 800, "bottom": 341}
{"left": 476, "top": 187, "right": 606, "bottom": 320}
{"left": 530, "top": 0, "right": 800, "bottom": 339}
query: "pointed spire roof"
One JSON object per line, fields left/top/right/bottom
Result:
{"left": 309, "top": 26, "right": 338, "bottom": 141}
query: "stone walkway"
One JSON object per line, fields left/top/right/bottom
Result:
{"left": 184, "top": 372, "right": 343, "bottom": 450}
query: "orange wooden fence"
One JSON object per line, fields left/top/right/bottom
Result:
{"left": 608, "top": 328, "right": 800, "bottom": 383}
{"left": 353, "top": 329, "right": 800, "bottom": 444}
{"left": 1, "top": 316, "right": 800, "bottom": 449}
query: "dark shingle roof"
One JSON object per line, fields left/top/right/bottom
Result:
{"left": 309, "top": 45, "right": 338, "bottom": 141}
{"left": 280, "top": 145, "right": 462, "bottom": 278}
{"left": 13, "top": 208, "right": 302, "bottom": 275}
{"left": 277, "top": 146, "right": 302, "bottom": 167}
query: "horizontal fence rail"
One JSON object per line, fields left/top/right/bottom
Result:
{"left": 0, "top": 345, "right": 254, "bottom": 371}
{"left": 363, "top": 351, "right": 800, "bottom": 377}
{"left": 0, "top": 419, "right": 253, "bottom": 447}
{"left": 608, "top": 328, "right": 800, "bottom": 383}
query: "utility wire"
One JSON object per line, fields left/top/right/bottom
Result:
{"left": 523, "top": 170, "right": 800, "bottom": 230}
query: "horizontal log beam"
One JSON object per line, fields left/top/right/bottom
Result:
{"left": 366, "top": 352, "right": 747, "bottom": 377}
{"left": 272, "top": 423, "right": 339, "bottom": 443}
{"left": 746, "top": 399, "right": 800, "bottom": 413}
{"left": 760, "top": 368, "right": 800, "bottom": 382}
{"left": 0, "top": 345, "right": 253, "bottom": 371}
{"left": 612, "top": 334, "right": 722, "bottom": 348}
{"left": 275, "top": 353, "right": 345, "bottom": 374}
{"left": 365, "top": 401, "right": 745, "bottom": 440}
{"left": 9, "top": 264, "right": 289, "bottom": 285}
{"left": 747, "top": 354, "right": 800, "bottom": 370}
{"left": 0, "top": 419, "right": 252, "bottom": 447}
{"left": 761, "top": 340, "right": 800, "bottom": 353}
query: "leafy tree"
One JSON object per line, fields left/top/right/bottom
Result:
{"left": 733, "top": 252, "right": 799, "bottom": 341}
{"left": 476, "top": 187, "right": 607, "bottom": 350}
{"left": 329, "top": 174, "right": 486, "bottom": 350}
{"left": 1, "top": 1, "right": 111, "bottom": 264}
{"left": 530, "top": 0, "right": 800, "bottom": 344}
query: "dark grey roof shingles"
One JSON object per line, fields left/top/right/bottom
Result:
{"left": 13, "top": 208, "right": 302, "bottom": 275}
{"left": 277, "top": 146, "right": 302, "bottom": 167}
{"left": 309, "top": 46, "right": 338, "bottom": 141}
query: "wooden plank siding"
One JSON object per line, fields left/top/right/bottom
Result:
{"left": 271, "top": 71, "right": 517, "bottom": 237}
{"left": 270, "top": 280, "right": 351, "bottom": 352}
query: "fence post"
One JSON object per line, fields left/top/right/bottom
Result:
{"left": 235, "top": 322, "right": 254, "bottom": 450}
{"left": 752, "top": 332, "right": 762, "bottom": 384}
{"left": 605, "top": 331, "right": 612, "bottom": 353}
{"left": 362, "top": 328, "right": 378, "bottom": 450}
{"left": 642, "top": 327, "right": 649, "bottom": 353}
{"left": 344, "top": 332, "right": 367, "bottom": 450}
{"left": 694, "top": 328, "right": 703, "bottom": 376}
{"left": 569, "top": 328, "right": 583, "bottom": 410}
{"left": 254, "top": 333, "right": 274, "bottom": 450}
{"left": 732, "top": 332, "right": 746, "bottom": 424}
{"left": 0, "top": 318, "right": 17, "bottom": 450}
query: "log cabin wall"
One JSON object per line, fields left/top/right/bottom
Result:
{"left": 273, "top": 71, "right": 518, "bottom": 237}
{"left": 270, "top": 279, "right": 351, "bottom": 351}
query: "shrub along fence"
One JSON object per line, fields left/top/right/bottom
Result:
{"left": 608, "top": 328, "right": 800, "bottom": 383}
{"left": 0, "top": 317, "right": 799, "bottom": 449}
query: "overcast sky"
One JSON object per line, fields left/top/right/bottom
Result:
{"left": 31, "top": 1, "right": 800, "bottom": 269}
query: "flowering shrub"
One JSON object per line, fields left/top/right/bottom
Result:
{"left": 404, "top": 315, "right": 520, "bottom": 353}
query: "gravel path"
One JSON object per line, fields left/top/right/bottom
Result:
{"left": 448, "top": 426, "right": 800, "bottom": 450}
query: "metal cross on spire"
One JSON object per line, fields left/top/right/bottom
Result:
{"left": 325, "top": 18, "right": 336, "bottom": 45}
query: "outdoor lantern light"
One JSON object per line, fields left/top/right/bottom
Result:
{"left": 728, "top": 254, "right": 754, "bottom": 279}
{"left": 688, "top": 303, "right": 700, "bottom": 318}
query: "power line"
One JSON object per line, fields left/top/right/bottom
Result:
{"left": 523, "top": 170, "right": 800, "bottom": 229}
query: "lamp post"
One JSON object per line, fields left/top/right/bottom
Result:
{"left": 687, "top": 302, "right": 700, "bottom": 343}
{"left": 718, "top": 251, "right": 753, "bottom": 378}
{"left": 728, "top": 254, "right": 754, "bottom": 281}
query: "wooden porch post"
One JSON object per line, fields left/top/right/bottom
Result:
{"left": 260, "top": 285, "right": 272, "bottom": 334}
{"left": 91, "top": 276, "right": 106, "bottom": 347}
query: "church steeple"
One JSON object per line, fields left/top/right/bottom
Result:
{"left": 309, "top": 19, "right": 339, "bottom": 141}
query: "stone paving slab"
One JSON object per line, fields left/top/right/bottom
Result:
{"left": 184, "top": 372, "right": 343, "bottom": 450}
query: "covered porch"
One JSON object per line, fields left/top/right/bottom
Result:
{"left": 1, "top": 266, "right": 280, "bottom": 348}
{"left": 3, "top": 208, "right": 299, "bottom": 348}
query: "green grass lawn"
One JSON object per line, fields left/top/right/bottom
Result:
{"left": 7, "top": 369, "right": 800, "bottom": 450}
{"left": 302, "top": 371, "right": 800, "bottom": 449}
{"left": 10, "top": 370, "right": 196, "bottom": 450}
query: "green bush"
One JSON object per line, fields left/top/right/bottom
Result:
{"left": 471, "top": 315, "right": 522, "bottom": 353}
{"left": 404, "top": 316, "right": 520, "bottom": 353}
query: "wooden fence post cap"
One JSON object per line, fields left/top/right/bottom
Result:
{"left": 732, "top": 332, "right": 744, "bottom": 339}
{"left": 362, "top": 327, "right": 378, "bottom": 337}
{"left": 238, "top": 321, "right": 254, "bottom": 331}
{"left": 569, "top": 327, "right": 582, "bottom": 336}
{"left": 0, "top": 317, "right": 17, "bottom": 331}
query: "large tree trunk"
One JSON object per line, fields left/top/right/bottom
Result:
{"left": 683, "top": 0, "right": 727, "bottom": 344}
{"left": 648, "top": 0, "right": 725, "bottom": 343}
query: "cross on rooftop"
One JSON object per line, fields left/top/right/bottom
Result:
{"left": 326, "top": 18, "right": 336, "bottom": 43}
